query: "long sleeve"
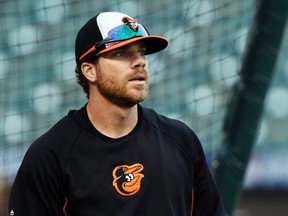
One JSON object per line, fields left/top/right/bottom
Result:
{"left": 9, "top": 139, "right": 66, "bottom": 216}
{"left": 192, "top": 139, "right": 225, "bottom": 216}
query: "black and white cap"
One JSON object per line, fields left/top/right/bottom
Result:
{"left": 75, "top": 12, "right": 168, "bottom": 65}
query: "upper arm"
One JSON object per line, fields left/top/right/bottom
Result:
{"left": 9, "top": 141, "right": 66, "bottom": 216}
{"left": 191, "top": 137, "right": 225, "bottom": 216}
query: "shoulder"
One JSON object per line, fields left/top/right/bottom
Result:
{"left": 142, "top": 106, "right": 197, "bottom": 140}
{"left": 9, "top": 110, "right": 84, "bottom": 210}
{"left": 24, "top": 109, "right": 83, "bottom": 165}
{"left": 34, "top": 109, "right": 82, "bottom": 148}
{"left": 141, "top": 107, "right": 203, "bottom": 159}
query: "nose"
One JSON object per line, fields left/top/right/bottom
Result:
{"left": 131, "top": 54, "right": 147, "bottom": 69}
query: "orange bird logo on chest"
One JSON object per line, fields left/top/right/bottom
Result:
{"left": 112, "top": 163, "right": 144, "bottom": 196}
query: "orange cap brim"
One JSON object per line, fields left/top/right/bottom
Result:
{"left": 79, "top": 35, "right": 168, "bottom": 61}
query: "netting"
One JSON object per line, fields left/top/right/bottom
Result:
{"left": 1, "top": 0, "right": 288, "bottom": 213}
{"left": 0, "top": 0, "right": 254, "bottom": 189}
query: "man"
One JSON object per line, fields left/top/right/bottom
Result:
{"left": 9, "top": 12, "right": 225, "bottom": 215}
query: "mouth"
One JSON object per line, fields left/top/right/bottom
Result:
{"left": 129, "top": 75, "right": 147, "bottom": 83}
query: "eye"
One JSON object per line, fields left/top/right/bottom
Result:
{"left": 129, "top": 173, "right": 134, "bottom": 180}
{"left": 125, "top": 175, "right": 131, "bottom": 182}
{"left": 113, "top": 50, "right": 127, "bottom": 57}
{"left": 138, "top": 48, "right": 146, "bottom": 56}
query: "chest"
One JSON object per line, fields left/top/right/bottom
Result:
{"left": 64, "top": 131, "right": 194, "bottom": 215}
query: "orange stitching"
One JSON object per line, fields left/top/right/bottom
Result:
{"left": 190, "top": 187, "right": 194, "bottom": 216}
{"left": 63, "top": 197, "right": 68, "bottom": 216}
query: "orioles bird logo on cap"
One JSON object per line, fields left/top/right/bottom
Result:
{"left": 112, "top": 163, "right": 144, "bottom": 196}
{"left": 122, "top": 16, "right": 138, "bottom": 32}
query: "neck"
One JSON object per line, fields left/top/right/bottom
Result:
{"left": 86, "top": 98, "right": 139, "bottom": 139}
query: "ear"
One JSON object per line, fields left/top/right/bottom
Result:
{"left": 81, "top": 62, "right": 97, "bottom": 82}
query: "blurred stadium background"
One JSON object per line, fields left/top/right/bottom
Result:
{"left": 0, "top": 0, "right": 288, "bottom": 215}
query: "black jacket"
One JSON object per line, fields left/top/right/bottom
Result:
{"left": 9, "top": 105, "right": 225, "bottom": 216}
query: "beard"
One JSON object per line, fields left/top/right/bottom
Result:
{"left": 95, "top": 68, "right": 149, "bottom": 108}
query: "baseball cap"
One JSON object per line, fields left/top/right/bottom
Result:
{"left": 75, "top": 12, "right": 168, "bottom": 65}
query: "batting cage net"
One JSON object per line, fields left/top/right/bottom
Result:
{"left": 0, "top": 0, "right": 288, "bottom": 214}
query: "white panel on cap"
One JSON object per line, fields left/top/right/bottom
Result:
{"left": 97, "top": 12, "right": 133, "bottom": 39}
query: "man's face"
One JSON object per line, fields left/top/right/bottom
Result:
{"left": 94, "top": 41, "right": 149, "bottom": 107}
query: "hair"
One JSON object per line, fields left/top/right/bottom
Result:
{"left": 75, "top": 57, "right": 98, "bottom": 98}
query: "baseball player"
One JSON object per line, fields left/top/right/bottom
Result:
{"left": 9, "top": 12, "right": 225, "bottom": 215}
